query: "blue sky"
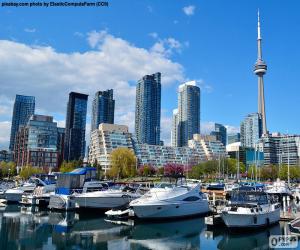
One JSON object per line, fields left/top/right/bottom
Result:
{"left": 0, "top": 0, "right": 299, "bottom": 149}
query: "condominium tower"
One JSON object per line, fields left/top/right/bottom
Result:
{"left": 177, "top": 81, "right": 200, "bottom": 147}
{"left": 240, "top": 113, "right": 262, "bottom": 148}
{"left": 64, "top": 92, "right": 88, "bottom": 161}
{"left": 210, "top": 123, "right": 227, "bottom": 146}
{"left": 135, "top": 72, "right": 161, "bottom": 145}
{"left": 9, "top": 95, "right": 35, "bottom": 151}
{"left": 91, "top": 89, "right": 115, "bottom": 132}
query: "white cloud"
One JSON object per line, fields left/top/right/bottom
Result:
{"left": 161, "top": 114, "right": 172, "bottom": 146}
{"left": 151, "top": 37, "right": 187, "bottom": 56}
{"left": 0, "top": 31, "right": 185, "bottom": 148}
{"left": 86, "top": 30, "right": 108, "bottom": 48}
{"left": 0, "top": 121, "right": 11, "bottom": 148}
{"left": 201, "top": 121, "right": 215, "bottom": 135}
{"left": 183, "top": 5, "right": 196, "bottom": 16}
{"left": 225, "top": 125, "right": 240, "bottom": 134}
{"left": 24, "top": 28, "right": 36, "bottom": 33}
{"left": 201, "top": 121, "right": 239, "bottom": 135}
{"left": 197, "top": 79, "right": 213, "bottom": 93}
{"left": 0, "top": 95, "right": 13, "bottom": 116}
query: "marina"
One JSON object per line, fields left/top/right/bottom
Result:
{"left": 1, "top": 170, "right": 300, "bottom": 249}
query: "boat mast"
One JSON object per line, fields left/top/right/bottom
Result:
{"left": 237, "top": 149, "right": 240, "bottom": 182}
{"left": 287, "top": 134, "right": 290, "bottom": 187}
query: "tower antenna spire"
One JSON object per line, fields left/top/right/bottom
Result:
{"left": 254, "top": 10, "right": 268, "bottom": 135}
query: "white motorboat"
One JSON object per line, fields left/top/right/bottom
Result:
{"left": 49, "top": 167, "right": 104, "bottom": 210}
{"left": 74, "top": 185, "right": 142, "bottom": 210}
{"left": 5, "top": 176, "right": 55, "bottom": 203}
{"left": 266, "top": 178, "right": 292, "bottom": 198}
{"left": 221, "top": 191, "right": 280, "bottom": 229}
{"left": 129, "top": 177, "right": 210, "bottom": 219}
{"left": 20, "top": 184, "right": 56, "bottom": 206}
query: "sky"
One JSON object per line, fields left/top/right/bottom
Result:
{"left": 0, "top": 0, "right": 300, "bottom": 149}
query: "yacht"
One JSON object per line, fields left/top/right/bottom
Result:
{"left": 221, "top": 191, "right": 280, "bottom": 229}
{"left": 48, "top": 167, "right": 104, "bottom": 210}
{"left": 5, "top": 175, "right": 56, "bottom": 203}
{"left": 266, "top": 178, "right": 292, "bottom": 199}
{"left": 129, "top": 176, "right": 210, "bottom": 219}
{"left": 74, "top": 185, "right": 142, "bottom": 210}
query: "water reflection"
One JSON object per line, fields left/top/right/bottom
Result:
{"left": 0, "top": 205, "right": 297, "bottom": 250}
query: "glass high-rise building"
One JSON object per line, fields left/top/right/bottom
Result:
{"left": 240, "top": 113, "right": 262, "bottom": 148}
{"left": 91, "top": 89, "right": 115, "bottom": 131}
{"left": 227, "top": 133, "right": 241, "bottom": 144}
{"left": 64, "top": 92, "right": 88, "bottom": 161}
{"left": 14, "top": 115, "right": 59, "bottom": 168}
{"left": 210, "top": 123, "right": 227, "bottom": 146}
{"left": 9, "top": 94, "right": 35, "bottom": 151}
{"left": 177, "top": 81, "right": 200, "bottom": 147}
{"left": 135, "top": 72, "right": 161, "bottom": 145}
{"left": 171, "top": 109, "right": 179, "bottom": 147}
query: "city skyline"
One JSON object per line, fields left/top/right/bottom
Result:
{"left": 1, "top": 1, "right": 300, "bottom": 149}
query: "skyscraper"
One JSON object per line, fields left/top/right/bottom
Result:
{"left": 210, "top": 123, "right": 227, "bottom": 146}
{"left": 135, "top": 72, "right": 161, "bottom": 145}
{"left": 64, "top": 92, "right": 88, "bottom": 161}
{"left": 9, "top": 94, "right": 35, "bottom": 151}
{"left": 177, "top": 81, "right": 200, "bottom": 147}
{"left": 171, "top": 109, "right": 179, "bottom": 147}
{"left": 240, "top": 113, "right": 262, "bottom": 148}
{"left": 254, "top": 10, "right": 268, "bottom": 135}
{"left": 91, "top": 89, "right": 115, "bottom": 132}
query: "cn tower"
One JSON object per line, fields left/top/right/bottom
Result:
{"left": 254, "top": 10, "right": 268, "bottom": 135}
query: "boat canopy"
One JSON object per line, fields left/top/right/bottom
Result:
{"left": 69, "top": 167, "right": 96, "bottom": 175}
{"left": 229, "top": 191, "right": 269, "bottom": 205}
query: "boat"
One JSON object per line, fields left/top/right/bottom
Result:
{"left": 206, "top": 182, "right": 225, "bottom": 191}
{"left": 224, "top": 183, "right": 239, "bottom": 192}
{"left": 221, "top": 191, "right": 280, "bottom": 229}
{"left": 74, "top": 185, "right": 142, "bottom": 210}
{"left": 48, "top": 167, "right": 104, "bottom": 210}
{"left": 5, "top": 175, "right": 56, "bottom": 203}
{"left": 129, "top": 175, "right": 210, "bottom": 219}
{"left": 20, "top": 185, "right": 56, "bottom": 207}
{"left": 289, "top": 217, "right": 300, "bottom": 235}
{"left": 266, "top": 178, "right": 292, "bottom": 199}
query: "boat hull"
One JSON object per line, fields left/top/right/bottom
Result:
{"left": 74, "top": 195, "right": 137, "bottom": 209}
{"left": 132, "top": 200, "right": 210, "bottom": 219}
{"left": 4, "top": 190, "right": 24, "bottom": 203}
{"left": 49, "top": 195, "right": 75, "bottom": 211}
{"left": 222, "top": 207, "right": 280, "bottom": 229}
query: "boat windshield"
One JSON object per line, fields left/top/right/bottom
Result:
{"left": 230, "top": 192, "right": 269, "bottom": 205}
{"left": 154, "top": 182, "right": 174, "bottom": 189}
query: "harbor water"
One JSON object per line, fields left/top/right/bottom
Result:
{"left": 0, "top": 204, "right": 299, "bottom": 250}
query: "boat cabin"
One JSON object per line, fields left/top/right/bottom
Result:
{"left": 55, "top": 167, "right": 98, "bottom": 195}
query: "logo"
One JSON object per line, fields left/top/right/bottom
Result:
{"left": 269, "top": 235, "right": 298, "bottom": 248}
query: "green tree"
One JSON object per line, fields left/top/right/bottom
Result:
{"left": 60, "top": 161, "right": 76, "bottom": 173}
{"left": 0, "top": 161, "right": 16, "bottom": 178}
{"left": 260, "top": 165, "right": 278, "bottom": 180}
{"left": 109, "top": 148, "right": 136, "bottom": 179}
{"left": 92, "top": 159, "right": 103, "bottom": 179}
{"left": 19, "top": 165, "right": 43, "bottom": 179}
